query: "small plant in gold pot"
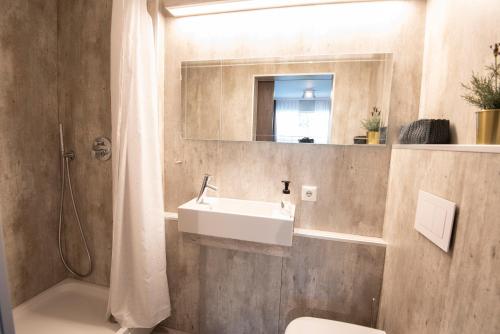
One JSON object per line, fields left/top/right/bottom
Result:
{"left": 462, "top": 43, "right": 500, "bottom": 144}
{"left": 361, "top": 107, "right": 381, "bottom": 144}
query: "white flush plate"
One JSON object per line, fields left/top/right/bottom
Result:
{"left": 414, "top": 190, "right": 456, "bottom": 252}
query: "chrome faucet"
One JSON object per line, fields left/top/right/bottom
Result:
{"left": 197, "top": 174, "right": 217, "bottom": 203}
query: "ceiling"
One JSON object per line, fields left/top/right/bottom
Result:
{"left": 273, "top": 75, "right": 334, "bottom": 99}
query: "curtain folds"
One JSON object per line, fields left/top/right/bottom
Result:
{"left": 108, "top": 0, "right": 170, "bottom": 328}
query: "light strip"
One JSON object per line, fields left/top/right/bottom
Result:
{"left": 166, "top": 0, "right": 376, "bottom": 17}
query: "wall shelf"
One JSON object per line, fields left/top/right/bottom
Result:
{"left": 294, "top": 228, "right": 386, "bottom": 247}
{"left": 393, "top": 144, "right": 500, "bottom": 154}
{"left": 165, "top": 211, "right": 179, "bottom": 221}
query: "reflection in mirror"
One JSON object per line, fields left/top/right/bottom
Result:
{"left": 255, "top": 74, "right": 333, "bottom": 144}
{"left": 182, "top": 60, "right": 222, "bottom": 141}
{"left": 181, "top": 54, "right": 393, "bottom": 145}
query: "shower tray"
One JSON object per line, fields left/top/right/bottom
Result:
{"left": 13, "top": 279, "right": 155, "bottom": 334}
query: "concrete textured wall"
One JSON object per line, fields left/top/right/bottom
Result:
{"left": 418, "top": 0, "right": 500, "bottom": 143}
{"left": 377, "top": 1, "right": 500, "bottom": 332}
{"left": 0, "top": 0, "right": 113, "bottom": 305}
{"left": 57, "top": 0, "right": 113, "bottom": 286}
{"left": 0, "top": 0, "right": 66, "bottom": 306}
{"left": 164, "top": 221, "right": 386, "bottom": 334}
{"left": 378, "top": 148, "right": 500, "bottom": 334}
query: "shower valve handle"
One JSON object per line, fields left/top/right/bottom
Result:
{"left": 92, "top": 137, "right": 112, "bottom": 161}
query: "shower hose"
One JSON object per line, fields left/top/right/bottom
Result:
{"left": 57, "top": 126, "right": 93, "bottom": 277}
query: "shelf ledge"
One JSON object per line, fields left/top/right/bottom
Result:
{"left": 165, "top": 211, "right": 179, "bottom": 221}
{"left": 294, "top": 228, "right": 386, "bottom": 247}
{"left": 166, "top": 212, "right": 386, "bottom": 247}
{"left": 393, "top": 144, "right": 500, "bottom": 154}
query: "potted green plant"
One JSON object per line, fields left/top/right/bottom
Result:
{"left": 361, "top": 107, "right": 381, "bottom": 144}
{"left": 462, "top": 43, "right": 500, "bottom": 144}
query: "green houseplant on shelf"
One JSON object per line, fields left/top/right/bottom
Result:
{"left": 361, "top": 107, "right": 381, "bottom": 144}
{"left": 462, "top": 43, "right": 500, "bottom": 144}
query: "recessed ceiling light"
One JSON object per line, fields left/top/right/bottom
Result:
{"left": 166, "top": 0, "right": 379, "bottom": 17}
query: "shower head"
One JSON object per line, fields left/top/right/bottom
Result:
{"left": 59, "top": 123, "right": 65, "bottom": 154}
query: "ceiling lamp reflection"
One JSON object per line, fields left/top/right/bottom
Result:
{"left": 303, "top": 89, "right": 316, "bottom": 99}
{"left": 166, "top": 0, "right": 385, "bottom": 17}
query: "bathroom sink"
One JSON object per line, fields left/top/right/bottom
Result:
{"left": 178, "top": 197, "right": 295, "bottom": 246}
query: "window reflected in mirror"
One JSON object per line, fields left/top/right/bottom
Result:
{"left": 255, "top": 75, "right": 334, "bottom": 144}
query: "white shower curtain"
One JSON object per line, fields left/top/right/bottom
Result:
{"left": 108, "top": 0, "right": 170, "bottom": 328}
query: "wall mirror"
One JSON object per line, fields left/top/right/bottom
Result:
{"left": 181, "top": 53, "right": 393, "bottom": 145}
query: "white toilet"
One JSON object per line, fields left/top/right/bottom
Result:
{"left": 285, "top": 317, "right": 386, "bottom": 334}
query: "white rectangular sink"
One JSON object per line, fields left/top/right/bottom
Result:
{"left": 178, "top": 197, "right": 295, "bottom": 246}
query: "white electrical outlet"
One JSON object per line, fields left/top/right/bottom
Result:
{"left": 301, "top": 185, "right": 317, "bottom": 202}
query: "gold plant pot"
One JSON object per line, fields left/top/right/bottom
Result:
{"left": 476, "top": 109, "right": 500, "bottom": 144}
{"left": 367, "top": 131, "right": 380, "bottom": 145}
